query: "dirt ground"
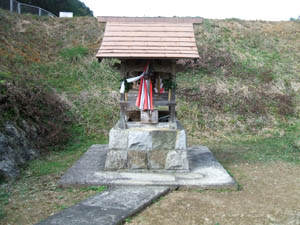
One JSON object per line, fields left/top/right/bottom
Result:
{"left": 1, "top": 173, "right": 100, "bottom": 225}
{"left": 126, "top": 162, "right": 300, "bottom": 225}
{"left": 2, "top": 162, "right": 300, "bottom": 225}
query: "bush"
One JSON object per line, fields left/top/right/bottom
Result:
{"left": 59, "top": 46, "right": 89, "bottom": 62}
{"left": 0, "top": 73, "right": 73, "bottom": 150}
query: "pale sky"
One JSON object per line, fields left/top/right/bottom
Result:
{"left": 82, "top": 0, "right": 300, "bottom": 21}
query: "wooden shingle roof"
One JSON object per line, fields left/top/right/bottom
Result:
{"left": 96, "top": 18, "right": 200, "bottom": 59}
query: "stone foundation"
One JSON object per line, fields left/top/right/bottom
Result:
{"left": 105, "top": 121, "right": 189, "bottom": 171}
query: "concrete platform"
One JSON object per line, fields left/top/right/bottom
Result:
{"left": 58, "top": 145, "right": 236, "bottom": 189}
{"left": 36, "top": 186, "right": 169, "bottom": 225}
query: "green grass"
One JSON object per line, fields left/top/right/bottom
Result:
{"left": 59, "top": 46, "right": 89, "bottom": 62}
{"left": 26, "top": 124, "right": 107, "bottom": 177}
{"left": 0, "top": 188, "right": 9, "bottom": 219}
{"left": 80, "top": 186, "right": 107, "bottom": 193}
{"left": 1, "top": 10, "right": 300, "bottom": 223}
{"left": 208, "top": 121, "right": 300, "bottom": 166}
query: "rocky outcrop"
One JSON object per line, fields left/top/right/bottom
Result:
{"left": 0, "top": 121, "right": 38, "bottom": 180}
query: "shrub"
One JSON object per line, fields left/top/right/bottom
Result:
{"left": 59, "top": 46, "right": 89, "bottom": 62}
{"left": 0, "top": 73, "right": 73, "bottom": 150}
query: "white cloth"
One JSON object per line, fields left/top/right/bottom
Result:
{"left": 140, "top": 78, "right": 145, "bottom": 110}
{"left": 120, "top": 72, "right": 144, "bottom": 93}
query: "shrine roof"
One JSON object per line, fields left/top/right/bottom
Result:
{"left": 96, "top": 17, "right": 201, "bottom": 59}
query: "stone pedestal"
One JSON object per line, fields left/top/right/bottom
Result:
{"left": 105, "top": 121, "right": 189, "bottom": 172}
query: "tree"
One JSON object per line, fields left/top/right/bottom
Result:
{"left": 18, "top": 0, "right": 93, "bottom": 17}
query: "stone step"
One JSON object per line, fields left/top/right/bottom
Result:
{"left": 58, "top": 145, "right": 236, "bottom": 189}
{"left": 35, "top": 186, "right": 169, "bottom": 225}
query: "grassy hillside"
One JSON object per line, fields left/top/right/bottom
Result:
{"left": 1, "top": 9, "right": 300, "bottom": 155}
{"left": 1, "top": 9, "right": 300, "bottom": 223}
{"left": 0, "top": 9, "right": 117, "bottom": 149}
{"left": 1, "top": 10, "right": 300, "bottom": 159}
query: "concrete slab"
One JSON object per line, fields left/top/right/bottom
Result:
{"left": 36, "top": 186, "right": 169, "bottom": 225}
{"left": 59, "top": 145, "right": 236, "bottom": 189}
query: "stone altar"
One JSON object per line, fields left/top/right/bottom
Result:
{"left": 105, "top": 121, "right": 189, "bottom": 171}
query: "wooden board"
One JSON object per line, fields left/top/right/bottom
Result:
{"left": 96, "top": 53, "right": 200, "bottom": 58}
{"left": 104, "top": 31, "right": 194, "bottom": 37}
{"left": 97, "top": 17, "right": 203, "bottom": 24}
{"left": 105, "top": 26, "right": 194, "bottom": 32}
{"left": 97, "top": 22, "right": 199, "bottom": 59}
{"left": 100, "top": 41, "right": 196, "bottom": 47}
{"left": 108, "top": 23, "right": 193, "bottom": 27}
{"left": 103, "top": 37, "right": 196, "bottom": 42}
{"left": 99, "top": 50, "right": 197, "bottom": 54}
{"left": 99, "top": 46, "right": 198, "bottom": 51}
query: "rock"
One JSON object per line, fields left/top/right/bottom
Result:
{"left": 104, "top": 150, "right": 127, "bottom": 170}
{"left": 175, "top": 130, "right": 187, "bottom": 150}
{"left": 293, "top": 139, "right": 300, "bottom": 149}
{"left": 36, "top": 186, "right": 170, "bottom": 225}
{"left": 106, "top": 121, "right": 189, "bottom": 171}
{"left": 127, "top": 150, "right": 147, "bottom": 169}
{"left": 152, "top": 130, "right": 176, "bottom": 150}
{"left": 108, "top": 128, "right": 127, "bottom": 149}
{"left": 148, "top": 150, "right": 168, "bottom": 170}
{"left": 165, "top": 150, "right": 189, "bottom": 170}
{"left": 128, "top": 130, "right": 152, "bottom": 150}
{"left": 0, "top": 121, "right": 38, "bottom": 180}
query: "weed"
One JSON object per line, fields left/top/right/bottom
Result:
{"left": 26, "top": 125, "right": 104, "bottom": 177}
{"left": 0, "top": 187, "right": 10, "bottom": 219}
{"left": 80, "top": 186, "right": 107, "bottom": 193}
{"left": 59, "top": 46, "right": 89, "bottom": 62}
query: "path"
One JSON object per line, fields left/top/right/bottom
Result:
{"left": 36, "top": 186, "right": 169, "bottom": 225}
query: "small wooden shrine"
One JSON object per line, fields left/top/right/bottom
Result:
{"left": 97, "top": 17, "right": 200, "bottom": 127}
{"left": 96, "top": 17, "right": 201, "bottom": 171}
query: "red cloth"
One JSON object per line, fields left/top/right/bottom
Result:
{"left": 135, "top": 62, "right": 153, "bottom": 111}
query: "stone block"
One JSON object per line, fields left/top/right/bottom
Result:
{"left": 141, "top": 110, "right": 158, "bottom": 123}
{"left": 127, "top": 150, "right": 147, "bottom": 169}
{"left": 105, "top": 150, "right": 127, "bottom": 170}
{"left": 151, "top": 130, "right": 176, "bottom": 150}
{"left": 128, "top": 130, "right": 152, "bottom": 150}
{"left": 147, "top": 150, "right": 168, "bottom": 170}
{"left": 165, "top": 150, "right": 189, "bottom": 170}
{"left": 175, "top": 130, "right": 187, "bottom": 150}
{"left": 108, "top": 128, "right": 127, "bottom": 149}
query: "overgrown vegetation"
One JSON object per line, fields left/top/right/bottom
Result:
{"left": 177, "top": 19, "right": 300, "bottom": 146}
{"left": 17, "top": 0, "right": 93, "bottom": 17}
{"left": 0, "top": 9, "right": 300, "bottom": 223}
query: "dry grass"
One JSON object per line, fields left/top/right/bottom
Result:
{"left": 1, "top": 175, "right": 102, "bottom": 225}
{"left": 126, "top": 162, "right": 300, "bottom": 225}
{"left": 1, "top": 10, "right": 300, "bottom": 224}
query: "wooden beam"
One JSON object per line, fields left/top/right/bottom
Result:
{"left": 102, "top": 36, "right": 196, "bottom": 42}
{"left": 96, "top": 52, "right": 200, "bottom": 58}
{"left": 170, "top": 60, "right": 176, "bottom": 123}
{"left": 120, "top": 101, "right": 176, "bottom": 107}
{"left": 97, "top": 17, "right": 203, "bottom": 23}
{"left": 104, "top": 31, "right": 194, "bottom": 37}
{"left": 99, "top": 50, "right": 198, "bottom": 54}
{"left": 105, "top": 26, "right": 194, "bottom": 32}
{"left": 99, "top": 46, "right": 198, "bottom": 51}
{"left": 101, "top": 41, "right": 197, "bottom": 47}
{"left": 107, "top": 23, "right": 194, "bottom": 27}
{"left": 119, "top": 62, "right": 127, "bottom": 129}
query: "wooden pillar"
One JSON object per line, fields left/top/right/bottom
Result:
{"left": 10, "top": 0, "right": 13, "bottom": 12}
{"left": 170, "top": 60, "right": 176, "bottom": 123}
{"left": 119, "top": 61, "right": 127, "bottom": 129}
{"left": 17, "top": 3, "right": 21, "bottom": 14}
